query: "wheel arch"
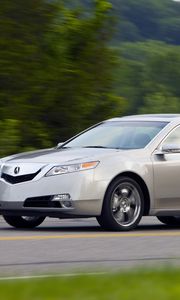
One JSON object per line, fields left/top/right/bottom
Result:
{"left": 102, "top": 172, "right": 151, "bottom": 216}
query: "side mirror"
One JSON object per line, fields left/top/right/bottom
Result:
{"left": 161, "top": 144, "right": 180, "bottom": 154}
{"left": 56, "top": 142, "right": 64, "bottom": 149}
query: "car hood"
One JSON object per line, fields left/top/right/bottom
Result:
{"left": 2, "top": 147, "right": 121, "bottom": 165}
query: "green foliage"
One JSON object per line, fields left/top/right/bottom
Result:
{"left": 36, "top": 0, "right": 127, "bottom": 142}
{"left": 0, "top": 0, "right": 126, "bottom": 155}
{"left": 0, "top": 0, "right": 180, "bottom": 157}
{"left": 139, "top": 91, "right": 180, "bottom": 114}
{"left": 112, "top": 0, "right": 180, "bottom": 45}
{"left": 159, "top": 17, "right": 180, "bottom": 44}
{"left": 0, "top": 0, "right": 57, "bottom": 152}
{"left": 114, "top": 41, "right": 180, "bottom": 115}
{"left": 0, "top": 119, "right": 21, "bottom": 156}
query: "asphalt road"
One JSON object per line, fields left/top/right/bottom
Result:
{"left": 1, "top": 216, "right": 180, "bottom": 277}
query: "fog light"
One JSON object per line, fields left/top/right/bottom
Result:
{"left": 52, "top": 194, "right": 71, "bottom": 201}
{"left": 52, "top": 194, "right": 72, "bottom": 208}
{"left": 61, "top": 200, "right": 72, "bottom": 208}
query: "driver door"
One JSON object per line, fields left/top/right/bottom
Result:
{"left": 152, "top": 125, "right": 180, "bottom": 210}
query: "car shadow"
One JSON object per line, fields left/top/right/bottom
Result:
{"left": 1, "top": 222, "right": 180, "bottom": 232}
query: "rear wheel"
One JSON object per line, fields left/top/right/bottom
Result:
{"left": 97, "top": 176, "right": 144, "bottom": 231}
{"left": 3, "top": 215, "right": 45, "bottom": 228}
{"left": 157, "top": 216, "right": 180, "bottom": 226}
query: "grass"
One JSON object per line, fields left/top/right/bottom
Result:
{"left": 1, "top": 269, "right": 180, "bottom": 299}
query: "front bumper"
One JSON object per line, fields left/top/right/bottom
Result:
{"left": 0, "top": 170, "right": 108, "bottom": 217}
{"left": 0, "top": 200, "right": 100, "bottom": 218}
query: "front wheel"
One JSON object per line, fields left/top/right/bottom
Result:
{"left": 157, "top": 216, "right": 180, "bottom": 226}
{"left": 97, "top": 176, "right": 144, "bottom": 231}
{"left": 3, "top": 215, "right": 45, "bottom": 228}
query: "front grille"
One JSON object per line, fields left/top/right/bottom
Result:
{"left": 24, "top": 196, "right": 61, "bottom": 208}
{"left": 1, "top": 169, "right": 41, "bottom": 184}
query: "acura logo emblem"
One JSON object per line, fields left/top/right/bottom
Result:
{"left": 14, "top": 167, "right": 20, "bottom": 175}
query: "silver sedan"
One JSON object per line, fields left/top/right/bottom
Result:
{"left": 1, "top": 114, "right": 180, "bottom": 231}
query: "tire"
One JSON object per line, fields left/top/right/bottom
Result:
{"left": 157, "top": 216, "right": 180, "bottom": 226}
{"left": 3, "top": 215, "right": 45, "bottom": 229}
{"left": 97, "top": 176, "right": 144, "bottom": 231}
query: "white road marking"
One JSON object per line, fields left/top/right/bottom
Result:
{"left": 0, "top": 272, "right": 106, "bottom": 281}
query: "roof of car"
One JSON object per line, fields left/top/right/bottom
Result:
{"left": 107, "top": 114, "right": 180, "bottom": 122}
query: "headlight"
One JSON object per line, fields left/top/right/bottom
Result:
{"left": 46, "top": 161, "right": 99, "bottom": 176}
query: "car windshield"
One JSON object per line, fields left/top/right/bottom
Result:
{"left": 62, "top": 121, "right": 168, "bottom": 150}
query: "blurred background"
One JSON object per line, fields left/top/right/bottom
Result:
{"left": 0, "top": 0, "right": 180, "bottom": 156}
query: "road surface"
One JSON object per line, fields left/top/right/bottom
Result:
{"left": 0, "top": 216, "right": 180, "bottom": 277}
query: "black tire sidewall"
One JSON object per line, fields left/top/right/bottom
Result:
{"left": 3, "top": 215, "right": 45, "bottom": 228}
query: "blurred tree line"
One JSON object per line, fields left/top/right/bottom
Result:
{"left": 0, "top": 0, "right": 180, "bottom": 155}
{"left": 115, "top": 41, "right": 180, "bottom": 115}
{"left": 0, "top": 0, "right": 126, "bottom": 155}
{"left": 82, "top": 0, "right": 180, "bottom": 44}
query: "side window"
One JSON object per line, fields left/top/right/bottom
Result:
{"left": 162, "top": 126, "right": 180, "bottom": 146}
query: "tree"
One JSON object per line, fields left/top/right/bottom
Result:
{"left": 0, "top": 0, "right": 126, "bottom": 155}
{"left": 114, "top": 41, "right": 180, "bottom": 115}
{"left": 42, "top": 0, "right": 127, "bottom": 142}
{"left": 0, "top": 0, "right": 57, "bottom": 150}
{"left": 159, "top": 18, "right": 180, "bottom": 45}
{"left": 139, "top": 90, "right": 180, "bottom": 114}
{"left": 111, "top": 0, "right": 180, "bottom": 44}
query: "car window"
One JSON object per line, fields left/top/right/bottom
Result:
{"left": 162, "top": 126, "right": 180, "bottom": 146}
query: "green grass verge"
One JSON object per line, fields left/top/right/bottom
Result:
{"left": 1, "top": 269, "right": 180, "bottom": 300}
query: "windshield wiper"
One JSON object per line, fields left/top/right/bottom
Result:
{"left": 83, "top": 146, "right": 109, "bottom": 149}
